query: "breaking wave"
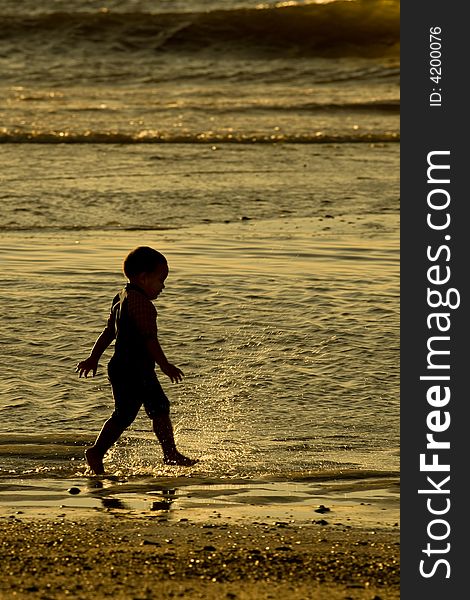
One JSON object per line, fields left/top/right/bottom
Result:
{"left": 1, "top": 0, "right": 400, "bottom": 58}
{"left": 0, "top": 130, "right": 399, "bottom": 144}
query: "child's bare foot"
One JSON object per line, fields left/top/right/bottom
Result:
{"left": 163, "top": 452, "right": 198, "bottom": 467}
{"left": 85, "top": 447, "right": 105, "bottom": 475}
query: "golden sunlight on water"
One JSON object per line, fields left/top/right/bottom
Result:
{"left": 0, "top": 212, "right": 398, "bottom": 478}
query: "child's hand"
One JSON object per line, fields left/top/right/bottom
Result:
{"left": 161, "top": 362, "right": 184, "bottom": 383}
{"left": 76, "top": 357, "right": 98, "bottom": 378}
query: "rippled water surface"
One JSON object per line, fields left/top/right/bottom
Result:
{"left": 0, "top": 143, "right": 399, "bottom": 480}
{"left": 0, "top": 0, "right": 399, "bottom": 483}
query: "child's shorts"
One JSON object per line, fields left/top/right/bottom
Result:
{"left": 107, "top": 361, "right": 170, "bottom": 428}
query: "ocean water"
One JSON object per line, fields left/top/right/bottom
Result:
{"left": 0, "top": 0, "right": 399, "bottom": 490}
{"left": 0, "top": 0, "right": 399, "bottom": 144}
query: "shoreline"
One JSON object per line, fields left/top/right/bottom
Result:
{"left": 0, "top": 472, "right": 399, "bottom": 528}
{"left": 0, "top": 475, "right": 399, "bottom": 598}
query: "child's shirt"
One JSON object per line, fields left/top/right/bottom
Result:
{"left": 104, "top": 283, "right": 158, "bottom": 374}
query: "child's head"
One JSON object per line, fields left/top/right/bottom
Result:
{"left": 123, "top": 246, "right": 167, "bottom": 278}
{"left": 123, "top": 246, "right": 169, "bottom": 300}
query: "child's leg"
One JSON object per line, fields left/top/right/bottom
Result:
{"left": 152, "top": 415, "right": 198, "bottom": 467}
{"left": 85, "top": 417, "right": 125, "bottom": 475}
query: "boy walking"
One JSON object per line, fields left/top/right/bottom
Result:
{"left": 76, "top": 246, "right": 197, "bottom": 474}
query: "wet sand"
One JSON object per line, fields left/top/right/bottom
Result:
{"left": 0, "top": 513, "right": 399, "bottom": 600}
{"left": 0, "top": 474, "right": 399, "bottom": 600}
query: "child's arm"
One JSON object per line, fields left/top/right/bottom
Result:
{"left": 147, "top": 337, "right": 184, "bottom": 383}
{"left": 127, "top": 290, "right": 184, "bottom": 383}
{"left": 76, "top": 327, "right": 115, "bottom": 378}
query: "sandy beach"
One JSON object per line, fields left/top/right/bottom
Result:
{"left": 0, "top": 512, "right": 399, "bottom": 600}
{"left": 0, "top": 473, "right": 399, "bottom": 600}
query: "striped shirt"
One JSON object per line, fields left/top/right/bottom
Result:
{"left": 105, "top": 283, "right": 158, "bottom": 373}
